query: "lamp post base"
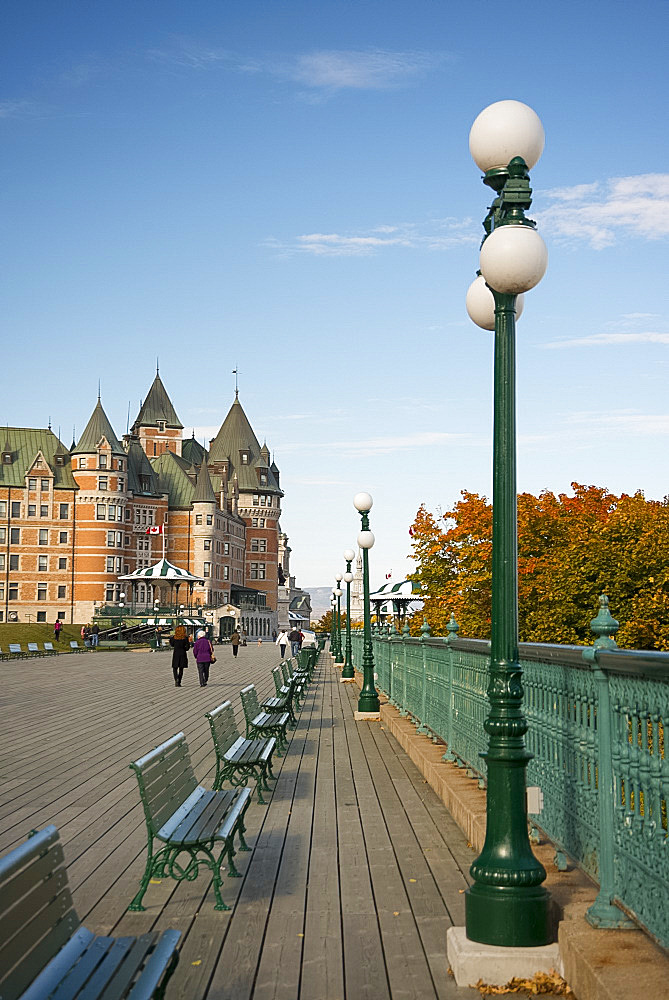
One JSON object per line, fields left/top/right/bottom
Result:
{"left": 354, "top": 710, "right": 381, "bottom": 721}
{"left": 446, "top": 926, "right": 562, "bottom": 987}
{"left": 465, "top": 883, "right": 553, "bottom": 947}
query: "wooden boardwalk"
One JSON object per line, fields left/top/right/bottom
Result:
{"left": 0, "top": 645, "right": 479, "bottom": 999}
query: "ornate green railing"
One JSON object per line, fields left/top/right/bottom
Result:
{"left": 349, "top": 608, "right": 669, "bottom": 950}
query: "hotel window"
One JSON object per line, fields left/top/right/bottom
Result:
{"left": 40, "top": 504, "right": 49, "bottom": 517}
{"left": 28, "top": 504, "right": 36, "bottom": 517}
{"left": 38, "top": 555, "right": 48, "bottom": 571}
{"left": 251, "top": 538, "right": 267, "bottom": 552}
{"left": 10, "top": 527, "right": 20, "bottom": 544}
{"left": 119, "top": 478, "right": 125, "bottom": 492}
{"left": 0, "top": 503, "right": 5, "bottom": 517}
{"left": 58, "top": 557, "right": 67, "bottom": 570}
{"left": 39, "top": 529, "right": 48, "bottom": 545}
{"left": 0, "top": 555, "right": 4, "bottom": 570}
{"left": 260, "top": 495, "right": 266, "bottom": 506}
{"left": 99, "top": 454, "right": 107, "bottom": 468}
{"left": 203, "top": 562, "right": 211, "bottom": 577}
{"left": 203, "top": 539, "right": 211, "bottom": 550}
{"left": 11, "top": 501, "right": 21, "bottom": 517}
{"left": 196, "top": 515, "right": 202, "bottom": 525}
{"left": 96, "top": 504, "right": 105, "bottom": 520}
{"left": 40, "top": 479, "right": 49, "bottom": 491}
{"left": 223, "top": 566, "right": 229, "bottom": 580}
{"left": 59, "top": 531, "right": 68, "bottom": 544}
{"left": 58, "top": 586, "right": 66, "bottom": 598}
{"left": 253, "top": 495, "right": 259, "bottom": 506}
{"left": 118, "top": 459, "right": 124, "bottom": 471}
{"left": 158, "top": 420, "right": 165, "bottom": 432}
{"left": 148, "top": 509, "right": 154, "bottom": 524}
{"left": 9, "top": 584, "right": 18, "bottom": 601}
{"left": 59, "top": 503, "right": 69, "bottom": 519}
{"left": 125, "top": 509, "right": 131, "bottom": 521}
{"left": 250, "top": 562, "right": 266, "bottom": 580}
{"left": 78, "top": 457, "right": 86, "bottom": 468}
{"left": 98, "top": 477, "right": 108, "bottom": 490}
{"left": 28, "top": 478, "right": 37, "bottom": 490}
{"left": 10, "top": 555, "right": 19, "bottom": 571}
{"left": 224, "top": 542, "right": 230, "bottom": 555}
{"left": 106, "top": 586, "right": 114, "bottom": 602}
{"left": 108, "top": 504, "right": 116, "bottom": 521}
{"left": 206, "top": 514, "right": 213, "bottom": 525}
{"left": 106, "top": 557, "right": 115, "bottom": 572}
{"left": 107, "top": 531, "right": 115, "bottom": 546}
{"left": 36, "top": 611, "right": 46, "bottom": 621}
{"left": 37, "top": 584, "right": 47, "bottom": 601}
{"left": 117, "top": 531, "right": 123, "bottom": 546}
{"left": 258, "top": 518, "right": 265, "bottom": 528}
{"left": 251, "top": 518, "right": 258, "bottom": 527}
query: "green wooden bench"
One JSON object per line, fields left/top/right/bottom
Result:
{"left": 8, "top": 644, "right": 29, "bottom": 659}
{"left": 43, "top": 642, "right": 59, "bottom": 655}
{"left": 0, "top": 825, "right": 180, "bottom": 1000}
{"left": 262, "top": 669, "right": 298, "bottom": 727}
{"left": 27, "top": 642, "right": 47, "bottom": 657}
{"left": 69, "top": 641, "right": 88, "bottom": 654}
{"left": 240, "top": 685, "right": 290, "bottom": 756}
{"left": 129, "top": 732, "right": 251, "bottom": 912}
{"left": 98, "top": 640, "right": 128, "bottom": 650}
{"left": 280, "top": 660, "right": 306, "bottom": 706}
{"left": 206, "top": 701, "right": 277, "bottom": 804}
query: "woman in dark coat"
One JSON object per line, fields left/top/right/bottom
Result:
{"left": 169, "top": 625, "right": 190, "bottom": 687}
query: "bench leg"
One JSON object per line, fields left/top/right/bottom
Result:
{"left": 213, "top": 853, "right": 231, "bottom": 910}
{"left": 237, "top": 814, "right": 251, "bottom": 853}
{"left": 129, "top": 836, "right": 166, "bottom": 911}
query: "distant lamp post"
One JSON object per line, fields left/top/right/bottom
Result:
{"left": 330, "top": 595, "right": 337, "bottom": 655}
{"left": 118, "top": 592, "right": 126, "bottom": 640}
{"left": 353, "top": 492, "right": 379, "bottom": 718}
{"left": 341, "top": 548, "right": 356, "bottom": 680}
{"left": 334, "top": 574, "right": 343, "bottom": 664}
{"left": 464, "top": 100, "right": 550, "bottom": 948}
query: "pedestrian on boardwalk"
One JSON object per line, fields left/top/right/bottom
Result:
{"left": 230, "top": 628, "right": 241, "bottom": 658}
{"left": 169, "top": 625, "right": 190, "bottom": 687}
{"left": 288, "top": 627, "right": 302, "bottom": 657}
{"left": 90, "top": 622, "right": 99, "bottom": 648}
{"left": 192, "top": 629, "right": 214, "bottom": 687}
{"left": 54, "top": 619, "right": 62, "bottom": 642}
{"left": 275, "top": 629, "right": 289, "bottom": 659}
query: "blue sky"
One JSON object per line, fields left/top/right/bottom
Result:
{"left": 2, "top": 1, "right": 668, "bottom": 591}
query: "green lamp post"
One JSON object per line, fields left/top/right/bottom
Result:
{"left": 341, "top": 548, "right": 356, "bottom": 680}
{"left": 353, "top": 492, "right": 380, "bottom": 717}
{"left": 335, "top": 573, "right": 344, "bottom": 664}
{"left": 464, "top": 100, "right": 551, "bottom": 947}
{"left": 330, "top": 594, "right": 338, "bottom": 660}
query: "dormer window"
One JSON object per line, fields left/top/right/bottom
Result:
{"left": 99, "top": 454, "right": 107, "bottom": 469}
{"left": 54, "top": 455, "right": 64, "bottom": 466}
{"left": 260, "top": 473, "right": 267, "bottom": 485}
{"left": 118, "top": 459, "right": 124, "bottom": 472}
{"left": 78, "top": 457, "right": 86, "bottom": 469}
{"left": 158, "top": 421, "right": 166, "bottom": 432}
{"left": 240, "top": 450, "right": 250, "bottom": 465}
{"left": 2, "top": 451, "right": 12, "bottom": 465}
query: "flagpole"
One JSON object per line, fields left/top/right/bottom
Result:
{"left": 162, "top": 526, "right": 165, "bottom": 560}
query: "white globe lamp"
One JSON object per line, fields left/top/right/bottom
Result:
{"left": 353, "top": 492, "right": 373, "bottom": 513}
{"left": 358, "top": 530, "right": 375, "bottom": 550}
{"left": 469, "top": 100, "right": 545, "bottom": 173}
{"left": 466, "top": 275, "right": 524, "bottom": 330}
{"left": 480, "top": 225, "right": 548, "bottom": 295}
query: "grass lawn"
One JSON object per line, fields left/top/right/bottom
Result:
{"left": 0, "top": 622, "right": 86, "bottom": 648}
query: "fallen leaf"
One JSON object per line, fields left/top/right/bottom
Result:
{"left": 393, "top": 911, "right": 400, "bottom": 916}
{"left": 149, "top": 879, "right": 162, "bottom": 884}
{"left": 192, "top": 960, "right": 202, "bottom": 966}
{"left": 409, "top": 878, "right": 417, "bottom": 883}
{"left": 297, "top": 933, "right": 304, "bottom": 937}
{"left": 459, "top": 889, "right": 466, "bottom": 893}
{"left": 474, "top": 970, "right": 575, "bottom": 997}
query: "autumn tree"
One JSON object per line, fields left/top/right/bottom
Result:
{"left": 408, "top": 486, "right": 669, "bottom": 650}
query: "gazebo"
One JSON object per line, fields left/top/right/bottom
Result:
{"left": 368, "top": 578, "right": 424, "bottom": 630}
{"left": 118, "top": 558, "right": 205, "bottom": 614}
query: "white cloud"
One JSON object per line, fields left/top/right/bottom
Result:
{"left": 566, "top": 410, "right": 669, "bottom": 435}
{"left": 287, "top": 49, "right": 445, "bottom": 91}
{"left": 544, "top": 331, "right": 669, "bottom": 349}
{"left": 264, "top": 218, "right": 477, "bottom": 257}
{"left": 539, "top": 173, "right": 669, "bottom": 248}
{"left": 325, "top": 431, "right": 469, "bottom": 458}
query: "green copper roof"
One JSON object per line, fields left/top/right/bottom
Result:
{"left": 132, "top": 373, "right": 183, "bottom": 431}
{"left": 72, "top": 399, "right": 125, "bottom": 456}
{"left": 0, "top": 427, "right": 77, "bottom": 490}
{"left": 182, "top": 436, "right": 208, "bottom": 466}
{"left": 125, "top": 439, "right": 161, "bottom": 495}
{"left": 192, "top": 460, "right": 216, "bottom": 503}
{"left": 150, "top": 449, "right": 195, "bottom": 508}
{"left": 208, "top": 397, "right": 282, "bottom": 495}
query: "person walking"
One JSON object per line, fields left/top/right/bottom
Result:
{"left": 169, "top": 625, "right": 190, "bottom": 687}
{"left": 288, "top": 627, "right": 302, "bottom": 657}
{"left": 275, "top": 629, "right": 289, "bottom": 659}
{"left": 230, "top": 628, "right": 241, "bottom": 658}
{"left": 192, "top": 629, "right": 214, "bottom": 687}
{"left": 90, "top": 622, "right": 99, "bottom": 648}
{"left": 54, "top": 619, "right": 62, "bottom": 642}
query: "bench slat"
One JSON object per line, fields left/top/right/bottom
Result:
{"left": 124, "top": 929, "right": 180, "bottom": 1000}
{"left": 48, "top": 934, "right": 116, "bottom": 999}
{"left": 75, "top": 934, "right": 135, "bottom": 998}
{"left": 0, "top": 838, "right": 65, "bottom": 918}
{"left": 155, "top": 787, "right": 208, "bottom": 841}
{"left": 166, "top": 790, "right": 218, "bottom": 844}
{"left": 216, "top": 789, "right": 251, "bottom": 841}
{"left": 0, "top": 864, "right": 68, "bottom": 949}
{"left": 17, "top": 927, "right": 95, "bottom": 1000}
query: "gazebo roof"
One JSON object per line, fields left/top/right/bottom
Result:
{"left": 118, "top": 558, "right": 204, "bottom": 584}
{"left": 369, "top": 579, "right": 423, "bottom": 603}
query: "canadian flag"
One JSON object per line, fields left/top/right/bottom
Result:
{"left": 386, "top": 571, "right": 392, "bottom": 579}
{"left": 146, "top": 525, "right": 164, "bottom": 535}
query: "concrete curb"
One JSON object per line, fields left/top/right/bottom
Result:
{"left": 349, "top": 667, "right": 669, "bottom": 1000}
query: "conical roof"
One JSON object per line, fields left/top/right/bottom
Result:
{"left": 192, "top": 461, "right": 216, "bottom": 503}
{"left": 132, "top": 373, "right": 183, "bottom": 431}
{"left": 208, "top": 397, "right": 281, "bottom": 495}
{"left": 72, "top": 399, "right": 125, "bottom": 456}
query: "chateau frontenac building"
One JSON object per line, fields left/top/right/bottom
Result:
{"left": 0, "top": 374, "right": 309, "bottom": 633}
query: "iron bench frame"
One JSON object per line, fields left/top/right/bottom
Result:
{"left": 206, "top": 701, "right": 277, "bottom": 804}
{"left": 240, "top": 685, "right": 290, "bottom": 756}
{"left": 129, "top": 732, "right": 251, "bottom": 912}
